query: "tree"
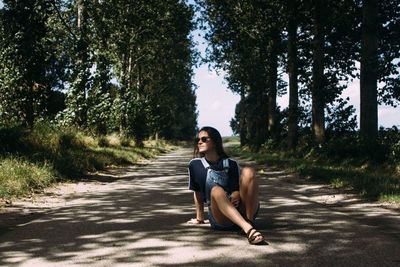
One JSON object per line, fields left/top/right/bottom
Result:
{"left": 298, "top": 0, "right": 359, "bottom": 146}
{"left": 63, "top": 0, "right": 92, "bottom": 128}
{"left": 359, "top": 0, "right": 400, "bottom": 145}
{"left": 286, "top": 0, "right": 300, "bottom": 150}
{"left": 360, "top": 0, "right": 378, "bottom": 142}
{"left": 0, "top": 1, "right": 52, "bottom": 128}
{"left": 377, "top": 0, "right": 400, "bottom": 108}
{"left": 86, "top": 0, "right": 114, "bottom": 134}
{"left": 0, "top": 0, "right": 198, "bottom": 141}
{"left": 310, "top": 0, "right": 326, "bottom": 144}
{"left": 108, "top": 0, "right": 197, "bottom": 141}
{"left": 199, "top": 0, "right": 286, "bottom": 150}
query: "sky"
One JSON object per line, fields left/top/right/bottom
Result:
{"left": 192, "top": 50, "right": 240, "bottom": 136}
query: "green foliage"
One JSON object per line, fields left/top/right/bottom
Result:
{"left": 97, "top": 136, "right": 110, "bottom": 147}
{"left": 198, "top": 0, "right": 399, "bottom": 153}
{"left": 0, "top": 0, "right": 53, "bottom": 127}
{"left": 0, "top": 0, "right": 197, "bottom": 141}
{"left": 378, "top": 126, "right": 400, "bottom": 163}
{"left": 325, "top": 97, "right": 357, "bottom": 134}
{"left": 0, "top": 157, "right": 54, "bottom": 198}
{"left": 198, "top": 0, "right": 287, "bottom": 149}
{"left": 0, "top": 123, "right": 173, "bottom": 198}
{"left": 377, "top": 1, "right": 400, "bottom": 107}
{"left": 227, "top": 143, "right": 400, "bottom": 202}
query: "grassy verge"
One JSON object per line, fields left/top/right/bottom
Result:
{"left": 226, "top": 140, "right": 400, "bottom": 203}
{"left": 0, "top": 124, "right": 174, "bottom": 199}
{"left": 0, "top": 158, "right": 55, "bottom": 197}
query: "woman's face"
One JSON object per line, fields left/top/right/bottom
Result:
{"left": 197, "top": 130, "right": 215, "bottom": 154}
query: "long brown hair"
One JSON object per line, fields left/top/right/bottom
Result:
{"left": 193, "top": 126, "right": 228, "bottom": 158}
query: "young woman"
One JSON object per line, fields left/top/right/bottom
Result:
{"left": 187, "top": 126, "right": 265, "bottom": 245}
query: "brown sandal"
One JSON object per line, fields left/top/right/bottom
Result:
{"left": 246, "top": 227, "right": 265, "bottom": 245}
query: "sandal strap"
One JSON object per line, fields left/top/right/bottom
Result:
{"left": 246, "top": 227, "right": 258, "bottom": 238}
{"left": 249, "top": 233, "right": 262, "bottom": 242}
{"left": 246, "top": 228, "right": 263, "bottom": 243}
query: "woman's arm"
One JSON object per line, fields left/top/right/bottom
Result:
{"left": 187, "top": 191, "right": 205, "bottom": 224}
{"left": 194, "top": 191, "right": 205, "bottom": 221}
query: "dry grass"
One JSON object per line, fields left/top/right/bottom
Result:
{"left": 0, "top": 124, "right": 174, "bottom": 198}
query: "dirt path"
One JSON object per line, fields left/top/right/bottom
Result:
{"left": 0, "top": 147, "right": 399, "bottom": 266}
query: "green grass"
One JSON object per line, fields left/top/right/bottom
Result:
{"left": 0, "top": 157, "right": 54, "bottom": 198}
{"left": 0, "top": 123, "right": 174, "bottom": 199}
{"left": 227, "top": 144, "right": 400, "bottom": 203}
{"left": 222, "top": 136, "right": 241, "bottom": 145}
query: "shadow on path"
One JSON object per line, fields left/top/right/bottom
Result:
{"left": 0, "top": 148, "right": 399, "bottom": 266}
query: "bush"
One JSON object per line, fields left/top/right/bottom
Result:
{"left": 120, "top": 137, "right": 131, "bottom": 147}
{"left": 0, "top": 123, "right": 174, "bottom": 197}
{"left": 378, "top": 126, "right": 400, "bottom": 164}
{"left": 98, "top": 136, "right": 110, "bottom": 147}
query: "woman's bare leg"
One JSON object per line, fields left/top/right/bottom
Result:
{"left": 239, "top": 166, "right": 259, "bottom": 222}
{"left": 210, "top": 186, "right": 263, "bottom": 242}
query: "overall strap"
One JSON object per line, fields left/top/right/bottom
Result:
{"left": 201, "top": 157, "right": 229, "bottom": 171}
{"left": 200, "top": 157, "right": 210, "bottom": 169}
{"left": 222, "top": 158, "right": 229, "bottom": 171}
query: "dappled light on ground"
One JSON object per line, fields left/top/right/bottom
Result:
{"left": 0, "top": 148, "right": 399, "bottom": 266}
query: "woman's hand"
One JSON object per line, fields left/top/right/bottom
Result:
{"left": 230, "top": 191, "right": 240, "bottom": 207}
{"left": 187, "top": 218, "right": 206, "bottom": 225}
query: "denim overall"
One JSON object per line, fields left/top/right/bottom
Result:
{"left": 201, "top": 157, "right": 230, "bottom": 205}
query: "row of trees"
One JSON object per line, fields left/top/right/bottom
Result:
{"left": 0, "top": 0, "right": 198, "bottom": 144}
{"left": 198, "top": 0, "right": 399, "bottom": 151}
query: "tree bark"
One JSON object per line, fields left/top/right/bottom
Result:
{"left": 118, "top": 47, "right": 131, "bottom": 135}
{"left": 267, "top": 34, "right": 278, "bottom": 136}
{"left": 311, "top": 0, "right": 326, "bottom": 144}
{"left": 287, "top": 0, "right": 299, "bottom": 151}
{"left": 77, "top": 0, "right": 83, "bottom": 29}
{"left": 75, "top": 0, "right": 89, "bottom": 127}
{"left": 360, "top": 0, "right": 378, "bottom": 142}
{"left": 239, "top": 90, "right": 248, "bottom": 147}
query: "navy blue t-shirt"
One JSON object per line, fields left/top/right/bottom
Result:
{"left": 188, "top": 157, "right": 240, "bottom": 203}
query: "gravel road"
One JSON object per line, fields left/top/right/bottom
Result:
{"left": 0, "top": 147, "right": 399, "bottom": 267}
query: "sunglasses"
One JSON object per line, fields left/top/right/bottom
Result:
{"left": 195, "top": 136, "right": 211, "bottom": 143}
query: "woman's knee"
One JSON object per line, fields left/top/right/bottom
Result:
{"left": 210, "top": 185, "right": 226, "bottom": 199}
{"left": 241, "top": 166, "right": 256, "bottom": 182}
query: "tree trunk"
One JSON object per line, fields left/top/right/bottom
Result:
{"left": 239, "top": 91, "right": 248, "bottom": 147}
{"left": 75, "top": 0, "right": 89, "bottom": 127}
{"left": 247, "top": 88, "right": 265, "bottom": 151}
{"left": 26, "top": 82, "right": 35, "bottom": 129}
{"left": 311, "top": 0, "right": 326, "bottom": 144}
{"left": 287, "top": 0, "right": 299, "bottom": 151}
{"left": 119, "top": 53, "right": 128, "bottom": 135}
{"left": 77, "top": 0, "right": 83, "bottom": 29}
{"left": 360, "top": 0, "right": 378, "bottom": 142}
{"left": 267, "top": 35, "right": 278, "bottom": 136}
